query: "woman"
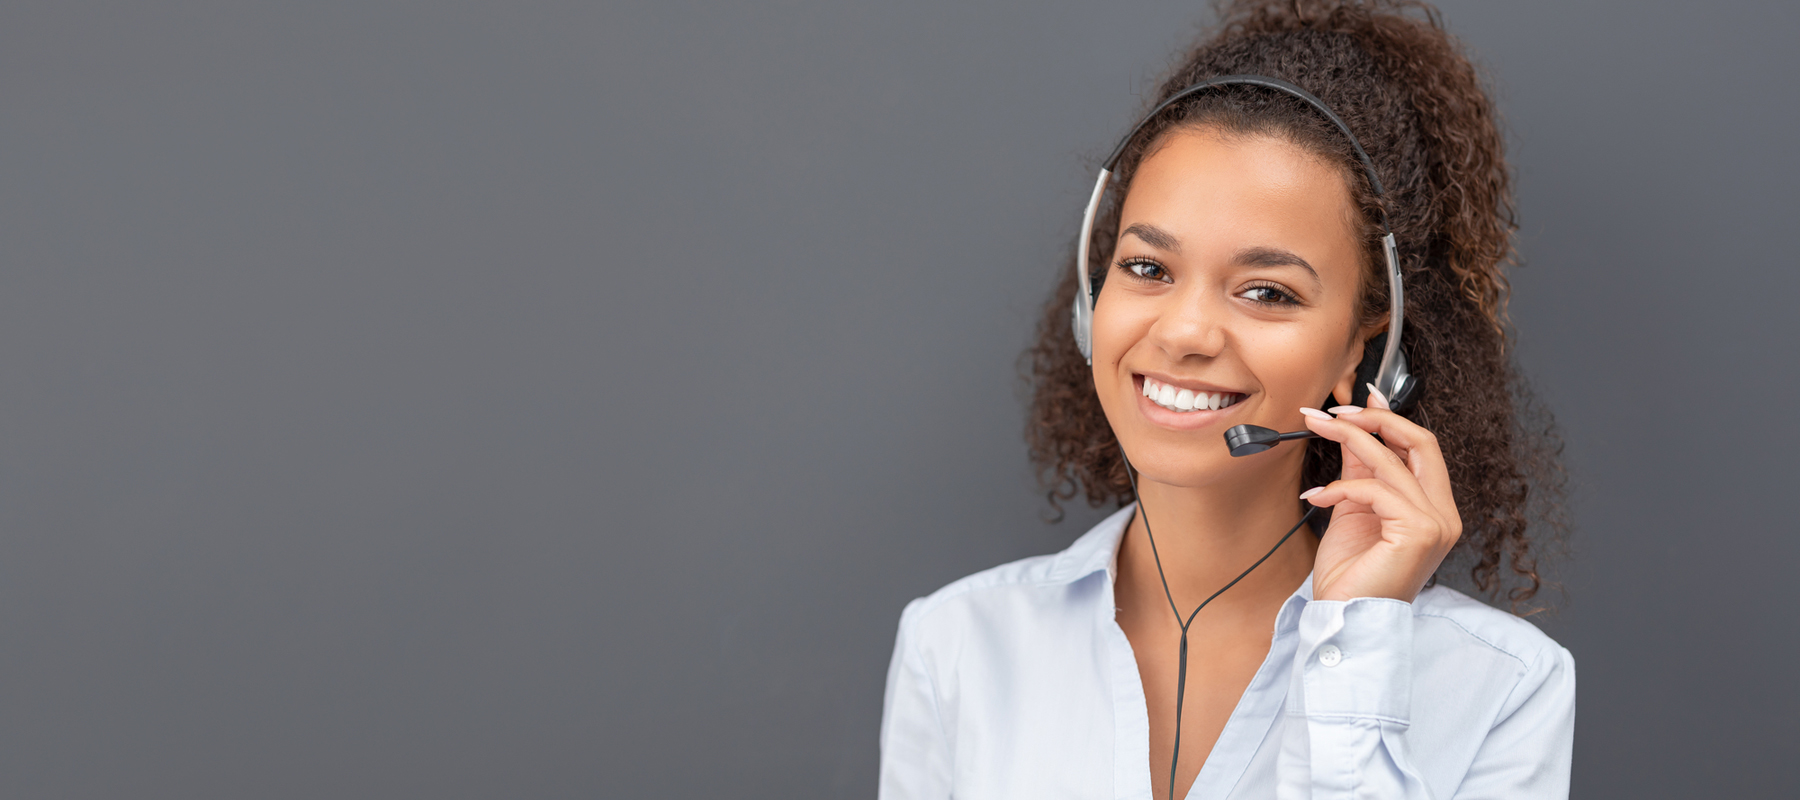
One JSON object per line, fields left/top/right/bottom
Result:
{"left": 878, "top": 1, "right": 1574, "bottom": 798}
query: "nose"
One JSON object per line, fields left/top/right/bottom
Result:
{"left": 1144, "top": 283, "right": 1228, "bottom": 361}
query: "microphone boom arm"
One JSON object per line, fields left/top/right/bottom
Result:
{"left": 1224, "top": 424, "right": 1321, "bottom": 457}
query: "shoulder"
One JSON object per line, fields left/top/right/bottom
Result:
{"left": 1411, "top": 585, "right": 1570, "bottom": 665}
{"left": 1409, "top": 584, "right": 1576, "bottom": 708}
{"left": 892, "top": 506, "right": 1133, "bottom": 662}
{"left": 895, "top": 550, "right": 1083, "bottom": 650}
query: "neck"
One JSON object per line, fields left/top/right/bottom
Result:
{"left": 1115, "top": 453, "right": 1318, "bottom": 627}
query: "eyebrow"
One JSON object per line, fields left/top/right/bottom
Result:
{"left": 1122, "top": 223, "right": 1182, "bottom": 253}
{"left": 1233, "top": 246, "right": 1321, "bottom": 288}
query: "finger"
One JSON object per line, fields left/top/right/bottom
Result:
{"left": 1332, "top": 420, "right": 1377, "bottom": 481}
{"left": 1322, "top": 405, "right": 1456, "bottom": 518}
{"left": 1367, "top": 382, "right": 1392, "bottom": 411}
{"left": 1301, "top": 411, "right": 1435, "bottom": 511}
{"left": 1302, "top": 478, "right": 1451, "bottom": 551}
{"left": 1340, "top": 443, "right": 1372, "bottom": 482}
{"left": 1301, "top": 407, "right": 1377, "bottom": 481}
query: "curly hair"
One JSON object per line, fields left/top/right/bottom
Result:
{"left": 1024, "top": 0, "right": 1567, "bottom": 606}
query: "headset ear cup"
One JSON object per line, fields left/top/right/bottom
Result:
{"left": 1349, "top": 332, "right": 1420, "bottom": 411}
{"left": 1386, "top": 354, "right": 1420, "bottom": 412}
{"left": 1072, "top": 274, "right": 1105, "bottom": 359}
{"left": 1070, "top": 294, "right": 1087, "bottom": 356}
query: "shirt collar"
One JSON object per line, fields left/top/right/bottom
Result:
{"left": 1044, "top": 503, "right": 1138, "bottom": 584}
{"left": 1046, "top": 502, "right": 1319, "bottom": 634}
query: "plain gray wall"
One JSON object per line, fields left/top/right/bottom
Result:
{"left": 1, "top": 1, "right": 1795, "bottom": 797}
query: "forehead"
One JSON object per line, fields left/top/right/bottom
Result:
{"left": 1119, "top": 128, "right": 1363, "bottom": 268}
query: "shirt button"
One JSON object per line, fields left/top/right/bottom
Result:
{"left": 1318, "top": 644, "right": 1342, "bottom": 667}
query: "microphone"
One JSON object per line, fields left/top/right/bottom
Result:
{"left": 1224, "top": 424, "right": 1320, "bottom": 457}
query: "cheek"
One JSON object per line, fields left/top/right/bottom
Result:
{"left": 1086, "top": 294, "right": 1154, "bottom": 410}
{"left": 1089, "top": 291, "right": 1148, "bottom": 361}
{"left": 1242, "top": 322, "right": 1353, "bottom": 399}
{"left": 1080, "top": 290, "right": 1166, "bottom": 378}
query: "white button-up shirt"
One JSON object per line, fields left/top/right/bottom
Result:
{"left": 879, "top": 505, "right": 1575, "bottom": 799}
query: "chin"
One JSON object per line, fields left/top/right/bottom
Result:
{"left": 1122, "top": 441, "right": 1241, "bottom": 488}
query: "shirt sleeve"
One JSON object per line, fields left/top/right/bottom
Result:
{"left": 878, "top": 598, "right": 953, "bottom": 800}
{"left": 1283, "top": 598, "right": 1575, "bottom": 800}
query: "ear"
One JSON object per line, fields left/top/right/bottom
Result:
{"left": 1331, "top": 322, "right": 1387, "bottom": 407}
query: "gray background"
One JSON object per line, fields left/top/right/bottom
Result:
{"left": 1, "top": 0, "right": 1794, "bottom": 797}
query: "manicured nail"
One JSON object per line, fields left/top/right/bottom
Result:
{"left": 1327, "top": 405, "right": 1362, "bottom": 415}
{"left": 1299, "top": 486, "right": 1324, "bottom": 500}
{"left": 1300, "top": 407, "right": 1332, "bottom": 421}
{"left": 1366, "top": 382, "right": 1391, "bottom": 410}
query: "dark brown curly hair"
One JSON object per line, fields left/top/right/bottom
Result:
{"left": 1025, "top": 0, "right": 1567, "bottom": 606}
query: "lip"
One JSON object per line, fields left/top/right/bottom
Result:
{"left": 1133, "top": 373, "right": 1251, "bottom": 431}
{"left": 1136, "top": 372, "right": 1248, "bottom": 397}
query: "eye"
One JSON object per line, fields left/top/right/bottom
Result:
{"left": 1118, "top": 258, "right": 1172, "bottom": 283}
{"left": 1237, "top": 282, "right": 1301, "bottom": 307}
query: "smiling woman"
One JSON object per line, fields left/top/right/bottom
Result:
{"left": 879, "top": 1, "right": 1574, "bottom": 799}
{"left": 1035, "top": 4, "right": 1566, "bottom": 598}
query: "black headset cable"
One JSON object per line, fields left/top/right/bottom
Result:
{"left": 1118, "top": 446, "right": 1319, "bottom": 800}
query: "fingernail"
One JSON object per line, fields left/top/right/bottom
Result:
{"left": 1327, "top": 405, "right": 1362, "bottom": 415}
{"left": 1299, "top": 487, "right": 1324, "bottom": 500}
{"left": 1366, "top": 382, "right": 1391, "bottom": 410}
{"left": 1299, "top": 407, "right": 1332, "bottom": 421}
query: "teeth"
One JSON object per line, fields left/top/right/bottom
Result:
{"left": 1140, "top": 377, "right": 1242, "bottom": 413}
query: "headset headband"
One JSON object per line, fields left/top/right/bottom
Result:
{"left": 1105, "top": 76, "right": 1390, "bottom": 203}
{"left": 1071, "top": 74, "right": 1415, "bottom": 408}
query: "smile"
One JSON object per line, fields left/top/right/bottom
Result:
{"left": 1140, "top": 376, "right": 1245, "bottom": 413}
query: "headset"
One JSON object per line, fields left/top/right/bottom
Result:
{"left": 1072, "top": 75, "right": 1420, "bottom": 800}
